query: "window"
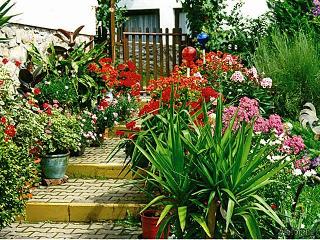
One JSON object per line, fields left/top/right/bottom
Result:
{"left": 125, "top": 9, "right": 160, "bottom": 32}
{"left": 174, "top": 8, "right": 189, "bottom": 34}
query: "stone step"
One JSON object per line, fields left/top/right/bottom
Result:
{"left": 22, "top": 179, "right": 146, "bottom": 222}
{"left": 67, "top": 138, "right": 135, "bottom": 179}
{"left": 0, "top": 222, "right": 141, "bottom": 239}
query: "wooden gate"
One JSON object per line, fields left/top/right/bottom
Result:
{"left": 120, "top": 28, "right": 190, "bottom": 86}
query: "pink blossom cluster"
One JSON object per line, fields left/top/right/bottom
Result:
{"left": 282, "top": 136, "right": 305, "bottom": 155}
{"left": 230, "top": 71, "right": 245, "bottom": 83}
{"left": 294, "top": 156, "right": 311, "bottom": 173}
{"left": 268, "top": 114, "right": 284, "bottom": 135}
{"left": 248, "top": 67, "right": 258, "bottom": 79}
{"left": 223, "top": 97, "right": 259, "bottom": 130}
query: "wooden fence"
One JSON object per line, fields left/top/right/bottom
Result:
{"left": 114, "top": 28, "right": 191, "bottom": 85}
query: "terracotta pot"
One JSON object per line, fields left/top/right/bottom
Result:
{"left": 141, "top": 210, "right": 170, "bottom": 239}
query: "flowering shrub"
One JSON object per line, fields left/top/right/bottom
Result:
{"left": 77, "top": 111, "right": 98, "bottom": 147}
{"left": 0, "top": 67, "right": 39, "bottom": 228}
{"left": 173, "top": 51, "right": 275, "bottom": 115}
{"left": 88, "top": 58, "right": 141, "bottom": 97}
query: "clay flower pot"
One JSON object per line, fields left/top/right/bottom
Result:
{"left": 140, "top": 210, "right": 170, "bottom": 239}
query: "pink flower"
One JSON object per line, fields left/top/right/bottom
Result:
{"left": 260, "top": 78, "right": 272, "bottom": 88}
{"left": 254, "top": 116, "right": 270, "bottom": 133}
{"left": 238, "top": 97, "right": 260, "bottom": 121}
{"left": 268, "top": 114, "right": 284, "bottom": 135}
{"left": 230, "top": 71, "right": 245, "bottom": 83}
{"left": 294, "top": 156, "right": 310, "bottom": 173}
{"left": 282, "top": 136, "right": 305, "bottom": 155}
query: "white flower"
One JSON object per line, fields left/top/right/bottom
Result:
{"left": 304, "top": 169, "right": 317, "bottom": 177}
{"left": 260, "top": 78, "right": 272, "bottom": 88}
{"left": 301, "top": 224, "right": 305, "bottom": 229}
{"left": 293, "top": 169, "right": 302, "bottom": 176}
{"left": 260, "top": 139, "right": 267, "bottom": 145}
{"left": 113, "top": 112, "right": 118, "bottom": 118}
{"left": 65, "top": 86, "right": 69, "bottom": 90}
{"left": 285, "top": 156, "right": 291, "bottom": 161}
{"left": 44, "top": 81, "right": 51, "bottom": 85}
{"left": 249, "top": 67, "right": 258, "bottom": 79}
{"left": 230, "top": 71, "right": 245, "bottom": 83}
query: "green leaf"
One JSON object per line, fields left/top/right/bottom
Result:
{"left": 178, "top": 206, "right": 187, "bottom": 232}
{"left": 225, "top": 199, "right": 235, "bottom": 232}
{"left": 241, "top": 214, "right": 261, "bottom": 238}
{"left": 140, "top": 195, "right": 166, "bottom": 214}
{"left": 191, "top": 213, "right": 212, "bottom": 237}
{"left": 157, "top": 205, "right": 173, "bottom": 226}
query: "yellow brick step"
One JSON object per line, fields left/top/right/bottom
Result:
{"left": 20, "top": 179, "right": 146, "bottom": 222}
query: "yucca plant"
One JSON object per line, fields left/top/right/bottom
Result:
{"left": 135, "top": 92, "right": 287, "bottom": 238}
{"left": 182, "top": 98, "right": 287, "bottom": 238}
{"left": 0, "top": 0, "right": 16, "bottom": 42}
{"left": 136, "top": 92, "right": 211, "bottom": 238}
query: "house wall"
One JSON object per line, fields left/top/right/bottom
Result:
{"left": 8, "top": 0, "right": 98, "bottom": 36}
{"left": 119, "top": 0, "right": 269, "bottom": 30}
{"left": 119, "top": 0, "right": 182, "bottom": 30}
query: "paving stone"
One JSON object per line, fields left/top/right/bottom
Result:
{"left": 29, "top": 178, "right": 144, "bottom": 204}
{"left": 69, "top": 139, "right": 126, "bottom": 165}
{"left": 1, "top": 222, "right": 141, "bottom": 239}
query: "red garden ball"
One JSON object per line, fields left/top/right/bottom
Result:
{"left": 182, "top": 46, "right": 197, "bottom": 62}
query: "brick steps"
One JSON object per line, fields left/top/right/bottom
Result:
{"left": 22, "top": 179, "right": 145, "bottom": 222}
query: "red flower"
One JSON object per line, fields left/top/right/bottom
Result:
{"left": 271, "top": 203, "right": 277, "bottom": 210}
{"left": 45, "top": 108, "right": 52, "bottom": 115}
{"left": 126, "top": 121, "right": 136, "bottom": 130}
{"left": 161, "top": 87, "right": 171, "bottom": 102}
{"left": 0, "top": 117, "right": 7, "bottom": 125}
{"left": 99, "top": 99, "right": 109, "bottom": 110}
{"left": 127, "top": 60, "right": 136, "bottom": 71}
{"left": 88, "top": 63, "right": 100, "bottom": 73}
{"left": 115, "top": 130, "right": 125, "bottom": 136}
{"left": 2, "top": 58, "right": 9, "bottom": 64}
{"left": 99, "top": 58, "right": 112, "bottom": 66}
{"left": 33, "top": 88, "right": 41, "bottom": 96}
{"left": 117, "top": 63, "right": 126, "bottom": 71}
{"left": 4, "top": 125, "right": 16, "bottom": 138}
{"left": 14, "top": 59, "right": 22, "bottom": 68}
{"left": 201, "top": 87, "right": 219, "bottom": 102}
{"left": 139, "top": 100, "right": 160, "bottom": 116}
{"left": 42, "top": 103, "right": 50, "bottom": 109}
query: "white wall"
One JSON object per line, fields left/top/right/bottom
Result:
{"left": 7, "top": 0, "right": 98, "bottom": 35}
{"left": 119, "top": 0, "right": 269, "bottom": 30}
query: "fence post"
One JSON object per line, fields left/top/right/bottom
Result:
{"left": 123, "top": 28, "right": 129, "bottom": 62}
{"left": 110, "top": 0, "right": 116, "bottom": 65}
{"left": 165, "top": 28, "right": 170, "bottom": 76}
{"left": 145, "top": 28, "right": 150, "bottom": 85}
{"left": 159, "top": 28, "right": 164, "bottom": 76}
{"left": 153, "top": 28, "right": 158, "bottom": 80}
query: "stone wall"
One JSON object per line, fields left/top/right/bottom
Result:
{"left": 0, "top": 23, "right": 93, "bottom": 82}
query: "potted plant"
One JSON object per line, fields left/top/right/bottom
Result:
{"left": 39, "top": 107, "right": 81, "bottom": 179}
{"left": 140, "top": 209, "right": 170, "bottom": 239}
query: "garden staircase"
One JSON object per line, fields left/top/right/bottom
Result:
{"left": 21, "top": 138, "right": 145, "bottom": 223}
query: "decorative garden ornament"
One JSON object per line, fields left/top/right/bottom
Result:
{"left": 197, "top": 32, "right": 209, "bottom": 64}
{"left": 299, "top": 102, "right": 320, "bottom": 138}
{"left": 182, "top": 46, "right": 197, "bottom": 77}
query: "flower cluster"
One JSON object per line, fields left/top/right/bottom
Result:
{"left": 88, "top": 58, "right": 141, "bottom": 96}
{"left": 0, "top": 116, "right": 16, "bottom": 142}
{"left": 313, "top": 0, "right": 320, "bottom": 16}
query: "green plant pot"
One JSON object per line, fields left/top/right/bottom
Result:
{"left": 41, "top": 152, "right": 69, "bottom": 179}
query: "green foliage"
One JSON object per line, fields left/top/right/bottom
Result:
{"left": 96, "top": 0, "right": 127, "bottom": 29}
{"left": 28, "top": 42, "right": 106, "bottom": 112}
{"left": 266, "top": 0, "right": 316, "bottom": 35}
{"left": 253, "top": 30, "right": 320, "bottom": 118}
{"left": 181, "top": 0, "right": 269, "bottom": 63}
{"left": 0, "top": 139, "right": 37, "bottom": 229}
{"left": 134, "top": 95, "right": 285, "bottom": 238}
{"left": 39, "top": 109, "right": 81, "bottom": 155}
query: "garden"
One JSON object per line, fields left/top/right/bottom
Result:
{"left": 1, "top": 0, "right": 320, "bottom": 239}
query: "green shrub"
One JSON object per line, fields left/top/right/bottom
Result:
{"left": 253, "top": 30, "right": 320, "bottom": 118}
{"left": 0, "top": 139, "right": 36, "bottom": 229}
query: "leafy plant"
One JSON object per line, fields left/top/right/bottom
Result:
{"left": 133, "top": 93, "right": 286, "bottom": 238}
{"left": 253, "top": 30, "right": 320, "bottom": 118}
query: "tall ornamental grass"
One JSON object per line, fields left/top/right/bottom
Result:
{"left": 253, "top": 30, "right": 320, "bottom": 118}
